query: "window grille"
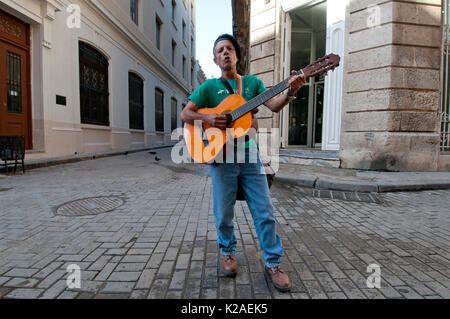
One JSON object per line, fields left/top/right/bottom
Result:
{"left": 155, "top": 88, "right": 164, "bottom": 132}
{"left": 79, "top": 42, "right": 109, "bottom": 126}
{"left": 129, "top": 73, "right": 144, "bottom": 130}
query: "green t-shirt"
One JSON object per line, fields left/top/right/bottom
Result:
{"left": 188, "top": 75, "right": 266, "bottom": 149}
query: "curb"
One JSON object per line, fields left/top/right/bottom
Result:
{"left": 274, "top": 175, "right": 450, "bottom": 193}
{"left": 1, "top": 144, "right": 175, "bottom": 174}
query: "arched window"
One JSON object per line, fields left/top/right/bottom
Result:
{"left": 129, "top": 72, "right": 144, "bottom": 130}
{"left": 155, "top": 88, "right": 164, "bottom": 132}
{"left": 79, "top": 42, "right": 109, "bottom": 126}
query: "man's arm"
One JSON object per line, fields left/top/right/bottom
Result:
{"left": 264, "top": 71, "right": 307, "bottom": 113}
{"left": 180, "top": 100, "right": 228, "bottom": 130}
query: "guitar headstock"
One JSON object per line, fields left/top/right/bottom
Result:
{"left": 299, "top": 53, "right": 341, "bottom": 78}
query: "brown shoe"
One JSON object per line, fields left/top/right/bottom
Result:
{"left": 265, "top": 266, "right": 291, "bottom": 292}
{"left": 221, "top": 255, "right": 237, "bottom": 277}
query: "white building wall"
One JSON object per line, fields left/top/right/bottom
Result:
{"left": 0, "top": 0, "right": 199, "bottom": 159}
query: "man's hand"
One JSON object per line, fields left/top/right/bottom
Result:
{"left": 204, "top": 114, "right": 228, "bottom": 130}
{"left": 287, "top": 70, "right": 307, "bottom": 97}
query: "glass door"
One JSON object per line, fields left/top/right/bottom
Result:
{"left": 285, "top": 0, "right": 327, "bottom": 148}
{"left": 288, "top": 32, "right": 311, "bottom": 146}
{"left": 313, "top": 81, "right": 324, "bottom": 147}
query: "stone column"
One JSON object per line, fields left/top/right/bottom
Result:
{"left": 340, "top": 0, "right": 442, "bottom": 171}
{"left": 249, "top": 0, "right": 282, "bottom": 160}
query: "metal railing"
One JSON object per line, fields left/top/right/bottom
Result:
{"left": 441, "top": 0, "right": 450, "bottom": 152}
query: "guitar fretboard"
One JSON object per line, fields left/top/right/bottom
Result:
{"left": 230, "top": 79, "right": 290, "bottom": 122}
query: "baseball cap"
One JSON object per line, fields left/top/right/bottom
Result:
{"left": 213, "top": 34, "right": 241, "bottom": 61}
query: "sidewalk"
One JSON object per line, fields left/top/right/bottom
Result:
{"left": 276, "top": 163, "right": 450, "bottom": 193}
{"left": 2, "top": 145, "right": 450, "bottom": 193}
{"left": 0, "top": 144, "right": 176, "bottom": 175}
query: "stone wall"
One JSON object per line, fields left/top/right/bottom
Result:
{"left": 340, "top": 0, "right": 442, "bottom": 171}
{"left": 249, "top": 0, "right": 282, "bottom": 130}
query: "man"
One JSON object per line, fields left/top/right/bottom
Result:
{"left": 180, "top": 34, "right": 306, "bottom": 292}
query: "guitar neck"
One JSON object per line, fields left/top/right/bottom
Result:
{"left": 230, "top": 70, "right": 304, "bottom": 122}
{"left": 229, "top": 53, "right": 340, "bottom": 122}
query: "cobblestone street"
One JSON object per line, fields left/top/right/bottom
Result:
{"left": 0, "top": 148, "right": 449, "bottom": 299}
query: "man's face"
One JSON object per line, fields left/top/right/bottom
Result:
{"left": 214, "top": 39, "right": 238, "bottom": 70}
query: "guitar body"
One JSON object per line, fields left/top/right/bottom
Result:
{"left": 184, "top": 94, "right": 252, "bottom": 163}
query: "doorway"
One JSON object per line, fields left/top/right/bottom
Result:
{"left": 286, "top": 1, "right": 327, "bottom": 148}
{"left": 0, "top": 9, "right": 31, "bottom": 149}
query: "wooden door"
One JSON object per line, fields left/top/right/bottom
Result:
{"left": 0, "top": 9, "right": 31, "bottom": 149}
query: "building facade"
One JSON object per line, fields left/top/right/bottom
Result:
{"left": 245, "top": 0, "right": 449, "bottom": 171}
{"left": 0, "top": 0, "right": 202, "bottom": 160}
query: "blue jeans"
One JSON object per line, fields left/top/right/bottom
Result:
{"left": 209, "top": 148, "right": 283, "bottom": 268}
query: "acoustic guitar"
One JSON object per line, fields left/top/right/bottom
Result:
{"left": 184, "top": 53, "right": 341, "bottom": 163}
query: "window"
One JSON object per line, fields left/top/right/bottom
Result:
{"left": 171, "top": 98, "right": 177, "bottom": 131}
{"left": 171, "top": 0, "right": 176, "bottom": 21}
{"left": 130, "top": 0, "right": 139, "bottom": 25}
{"left": 191, "top": 36, "right": 194, "bottom": 56}
{"left": 191, "top": 64, "right": 194, "bottom": 87}
{"left": 79, "top": 42, "right": 109, "bottom": 126}
{"left": 156, "top": 15, "right": 162, "bottom": 50}
{"left": 129, "top": 72, "right": 144, "bottom": 130}
{"left": 6, "top": 52, "right": 22, "bottom": 114}
{"left": 155, "top": 88, "right": 164, "bottom": 132}
{"left": 181, "top": 103, "right": 186, "bottom": 124}
{"left": 182, "top": 20, "right": 186, "bottom": 43}
{"left": 182, "top": 56, "right": 186, "bottom": 79}
{"left": 172, "top": 40, "right": 176, "bottom": 67}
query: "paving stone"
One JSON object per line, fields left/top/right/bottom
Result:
{"left": 101, "top": 282, "right": 135, "bottom": 294}
{"left": 147, "top": 279, "right": 169, "bottom": 299}
{"left": 203, "top": 267, "right": 218, "bottom": 288}
{"left": 57, "top": 291, "right": 80, "bottom": 299}
{"left": 168, "top": 270, "right": 187, "bottom": 290}
{"left": 334, "top": 278, "right": 366, "bottom": 299}
{"left": 184, "top": 278, "right": 201, "bottom": 298}
{"left": 327, "top": 292, "right": 348, "bottom": 299}
{"left": 129, "top": 289, "right": 149, "bottom": 299}
{"left": 314, "top": 272, "right": 341, "bottom": 293}
{"left": 218, "top": 277, "right": 235, "bottom": 299}
{"left": 4, "top": 278, "right": 39, "bottom": 288}
{"left": 121, "top": 255, "right": 150, "bottom": 263}
{"left": 135, "top": 269, "right": 156, "bottom": 290}
{"left": 188, "top": 261, "right": 204, "bottom": 279}
{"left": 236, "top": 284, "right": 253, "bottom": 299}
{"left": 175, "top": 254, "right": 191, "bottom": 269}
{"left": 37, "top": 270, "right": 66, "bottom": 289}
{"left": 302, "top": 280, "right": 328, "bottom": 299}
{"left": 424, "top": 281, "right": 450, "bottom": 298}
{"left": 5, "top": 288, "right": 44, "bottom": 299}
{"left": 107, "top": 272, "right": 141, "bottom": 282}
{"left": 94, "top": 263, "right": 117, "bottom": 281}
{"left": 166, "top": 289, "right": 184, "bottom": 299}
{"left": 361, "top": 288, "right": 386, "bottom": 299}
{"left": 395, "top": 286, "right": 424, "bottom": 299}
{"left": 39, "top": 280, "right": 68, "bottom": 299}
{"left": 87, "top": 256, "right": 112, "bottom": 271}
{"left": 200, "top": 287, "right": 217, "bottom": 299}
{"left": 4, "top": 268, "right": 39, "bottom": 278}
